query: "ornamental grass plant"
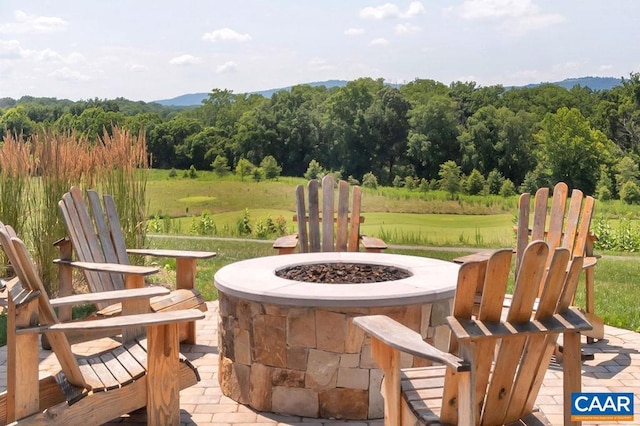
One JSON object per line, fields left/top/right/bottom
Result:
{"left": 0, "top": 127, "right": 148, "bottom": 296}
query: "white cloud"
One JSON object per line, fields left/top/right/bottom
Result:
{"left": 0, "top": 10, "right": 68, "bottom": 34}
{"left": 344, "top": 28, "right": 365, "bottom": 36}
{"left": 169, "top": 54, "right": 202, "bottom": 65}
{"left": 370, "top": 38, "right": 390, "bottom": 47}
{"left": 457, "top": 0, "right": 563, "bottom": 34}
{"left": 405, "top": 2, "right": 426, "bottom": 17}
{"left": 599, "top": 65, "right": 613, "bottom": 72}
{"left": 308, "top": 58, "right": 335, "bottom": 71}
{"left": 360, "top": 2, "right": 425, "bottom": 19}
{"left": 23, "top": 48, "right": 63, "bottom": 62}
{"left": 395, "top": 23, "right": 421, "bottom": 35}
{"left": 202, "top": 28, "right": 251, "bottom": 43}
{"left": 48, "top": 67, "right": 90, "bottom": 81}
{"left": 130, "top": 64, "right": 148, "bottom": 72}
{"left": 0, "top": 39, "right": 23, "bottom": 58}
{"left": 216, "top": 61, "right": 238, "bottom": 73}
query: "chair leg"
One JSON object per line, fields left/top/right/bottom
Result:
{"left": 147, "top": 323, "right": 181, "bottom": 426}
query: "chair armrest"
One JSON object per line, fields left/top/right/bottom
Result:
{"left": 353, "top": 315, "right": 468, "bottom": 372}
{"left": 126, "top": 248, "right": 216, "bottom": 259}
{"left": 18, "top": 309, "right": 205, "bottom": 335}
{"left": 447, "top": 307, "right": 592, "bottom": 341}
{"left": 49, "top": 286, "right": 170, "bottom": 309}
{"left": 360, "top": 235, "right": 387, "bottom": 250}
{"left": 54, "top": 259, "right": 159, "bottom": 276}
{"left": 452, "top": 250, "right": 494, "bottom": 264}
{"left": 272, "top": 234, "right": 299, "bottom": 249}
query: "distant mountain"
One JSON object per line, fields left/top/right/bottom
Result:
{"left": 153, "top": 76, "right": 623, "bottom": 107}
{"left": 519, "top": 76, "right": 622, "bottom": 91}
{"left": 154, "top": 80, "right": 349, "bottom": 107}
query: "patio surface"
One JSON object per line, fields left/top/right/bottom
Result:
{"left": 1, "top": 301, "right": 639, "bottom": 426}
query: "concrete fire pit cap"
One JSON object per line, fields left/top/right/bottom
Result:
{"left": 214, "top": 252, "right": 460, "bottom": 307}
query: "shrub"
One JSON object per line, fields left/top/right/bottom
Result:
{"left": 418, "top": 178, "right": 429, "bottom": 192}
{"left": 252, "top": 167, "right": 265, "bottom": 182}
{"left": 620, "top": 181, "right": 640, "bottom": 204}
{"left": 404, "top": 176, "right": 416, "bottom": 190}
{"left": 168, "top": 168, "right": 177, "bottom": 178}
{"left": 236, "top": 208, "right": 252, "bottom": 235}
{"left": 486, "top": 169, "right": 504, "bottom": 195}
{"left": 260, "top": 155, "right": 282, "bottom": 180}
{"left": 235, "top": 158, "right": 254, "bottom": 181}
{"left": 304, "top": 159, "right": 326, "bottom": 180}
{"left": 188, "top": 165, "right": 198, "bottom": 179}
{"left": 362, "top": 172, "right": 378, "bottom": 189}
{"left": 392, "top": 175, "right": 403, "bottom": 188}
{"left": 212, "top": 155, "right": 230, "bottom": 176}
{"left": 466, "top": 169, "right": 485, "bottom": 195}
{"left": 190, "top": 212, "right": 216, "bottom": 235}
{"left": 499, "top": 179, "right": 517, "bottom": 197}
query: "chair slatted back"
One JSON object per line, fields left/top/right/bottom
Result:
{"left": 440, "top": 241, "right": 583, "bottom": 424}
{"left": 296, "top": 175, "right": 363, "bottom": 253}
{"left": 516, "top": 182, "right": 595, "bottom": 277}
{"left": 59, "top": 187, "right": 128, "bottom": 306}
{"left": 0, "top": 224, "right": 87, "bottom": 389}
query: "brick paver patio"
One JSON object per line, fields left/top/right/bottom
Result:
{"left": 1, "top": 301, "right": 639, "bottom": 425}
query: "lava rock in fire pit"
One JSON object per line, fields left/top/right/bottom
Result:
{"left": 276, "top": 262, "right": 412, "bottom": 284}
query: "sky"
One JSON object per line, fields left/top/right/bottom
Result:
{"left": 1, "top": 0, "right": 639, "bottom": 102}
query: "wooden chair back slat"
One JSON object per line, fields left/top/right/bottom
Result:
{"left": 515, "top": 192, "right": 530, "bottom": 272}
{"left": 546, "top": 182, "right": 569, "bottom": 253}
{"left": 336, "top": 180, "right": 349, "bottom": 251}
{"left": 531, "top": 187, "right": 549, "bottom": 241}
{"left": 572, "top": 194, "right": 595, "bottom": 258}
{"left": 102, "top": 193, "right": 130, "bottom": 265}
{"left": 87, "top": 190, "right": 120, "bottom": 264}
{"left": 307, "top": 180, "right": 320, "bottom": 252}
{"left": 295, "top": 185, "right": 309, "bottom": 253}
{"left": 348, "top": 186, "right": 362, "bottom": 252}
{"left": 321, "top": 175, "right": 335, "bottom": 252}
{"left": 86, "top": 191, "right": 126, "bottom": 292}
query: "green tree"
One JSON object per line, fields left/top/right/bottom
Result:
{"left": 260, "top": 155, "right": 282, "bottom": 180}
{"left": 500, "top": 179, "right": 517, "bottom": 196}
{"left": 486, "top": 169, "right": 505, "bottom": 195}
{"left": 534, "top": 107, "right": 614, "bottom": 194}
{"left": 407, "top": 95, "right": 461, "bottom": 179}
{"left": 304, "top": 159, "right": 326, "bottom": 180}
{"left": 235, "top": 158, "right": 255, "bottom": 181}
{"left": 614, "top": 156, "right": 639, "bottom": 193}
{"left": 465, "top": 169, "right": 485, "bottom": 195}
{"left": 620, "top": 180, "right": 640, "bottom": 204}
{"left": 438, "top": 160, "right": 462, "bottom": 199}
{"left": 212, "top": 155, "right": 230, "bottom": 176}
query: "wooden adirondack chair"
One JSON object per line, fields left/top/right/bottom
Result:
{"left": 354, "top": 241, "right": 592, "bottom": 426}
{"left": 0, "top": 223, "right": 204, "bottom": 425}
{"left": 273, "top": 175, "right": 387, "bottom": 254}
{"left": 57, "top": 186, "right": 215, "bottom": 344}
{"left": 454, "top": 182, "right": 603, "bottom": 341}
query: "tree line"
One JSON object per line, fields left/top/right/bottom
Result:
{"left": 2, "top": 73, "right": 640, "bottom": 200}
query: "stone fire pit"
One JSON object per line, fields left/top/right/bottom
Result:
{"left": 214, "top": 252, "right": 459, "bottom": 420}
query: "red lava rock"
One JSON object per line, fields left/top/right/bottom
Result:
{"left": 275, "top": 262, "right": 411, "bottom": 284}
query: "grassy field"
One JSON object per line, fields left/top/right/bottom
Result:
{"left": 147, "top": 171, "right": 519, "bottom": 247}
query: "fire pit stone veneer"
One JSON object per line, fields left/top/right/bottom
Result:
{"left": 214, "top": 252, "right": 459, "bottom": 420}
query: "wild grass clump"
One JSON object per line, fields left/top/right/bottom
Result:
{"left": 0, "top": 127, "right": 148, "bottom": 296}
